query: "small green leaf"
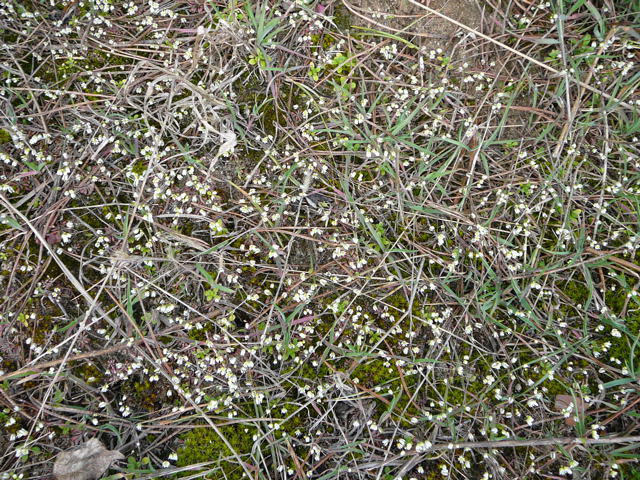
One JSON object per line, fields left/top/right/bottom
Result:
{"left": 196, "top": 264, "right": 234, "bottom": 293}
{"left": 0, "top": 215, "right": 23, "bottom": 230}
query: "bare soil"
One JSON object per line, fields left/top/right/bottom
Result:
{"left": 346, "top": 0, "right": 482, "bottom": 51}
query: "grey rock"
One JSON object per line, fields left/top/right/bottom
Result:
{"left": 53, "top": 438, "right": 124, "bottom": 480}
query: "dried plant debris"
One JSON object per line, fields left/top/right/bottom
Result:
{"left": 1, "top": 0, "right": 640, "bottom": 479}
{"left": 53, "top": 439, "right": 124, "bottom": 480}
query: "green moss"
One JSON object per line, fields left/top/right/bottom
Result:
{"left": 601, "top": 274, "right": 640, "bottom": 369}
{"left": 561, "top": 274, "right": 640, "bottom": 370}
{"left": 120, "top": 376, "right": 170, "bottom": 412}
{"left": 287, "top": 361, "right": 331, "bottom": 387}
{"left": 352, "top": 358, "right": 395, "bottom": 388}
{"left": 0, "top": 409, "right": 21, "bottom": 435}
{"left": 433, "top": 379, "right": 468, "bottom": 407}
{"left": 278, "top": 408, "right": 307, "bottom": 445}
{"left": 28, "top": 314, "right": 54, "bottom": 345}
{"left": 0, "top": 129, "right": 11, "bottom": 144}
{"left": 310, "top": 32, "right": 338, "bottom": 49}
{"left": 177, "top": 423, "right": 258, "bottom": 480}
{"left": 187, "top": 321, "right": 214, "bottom": 341}
{"left": 131, "top": 160, "right": 148, "bottom": 175}
{"left": 382, "top": 292, "right": 425, "bottom": 318}
{"left": 72, "top": 361, "right": 104, "bottom": 385}
{"left": 516, "top": 352, "right": 578, "bottom": 397}
{"left": 332, "top": 3, "right": 352, "bottom": 32}
{"left": 232, "top": 74, "right": 278, "bottom": 135}
{"left": 232, "top": 74, "right": 305, "bottom": 138}
{"left": 562, "top": 280, "right": 590, "bottom": 305}
{"left": 620, "top": 463, "right": 640, "bottom": 479}
{"left": 37, "top": 47, "right": 132, "bottom": 88}
{"left": 1, "top": 358, "right": 17, "bottom": 381}
{"left": 175, "top": 397, "right": 309, "bottom": 480}
{"left": 351, "top": 357, "right": 420, "bottom": 424}
{"left": 422, "top": 467, "right": 444, "bottom": 480}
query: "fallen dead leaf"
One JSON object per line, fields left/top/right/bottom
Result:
{"left": 53, "top": 438, "right": 124, "bottom": 480}
{"left": 46, "top": 229, "right": 62, "bottom": 245}
{"left": 217, "top": 125, "right": 237, "bottom": 158}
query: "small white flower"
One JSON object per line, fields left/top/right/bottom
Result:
{"left": 15, "top": 445, "right": 29, "bottom": 459}
{"left": 268, "top": 244, "right": 281, "bottom": 259}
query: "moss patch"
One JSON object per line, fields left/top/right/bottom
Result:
{"left": 0, "top": 129, "right": 11, "bottom": 144}
{"left": 332, "top": 2, "right": 352, "bottom": 32}
{"left": 176, "top": 423, "right": 258, "bottom": 480}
